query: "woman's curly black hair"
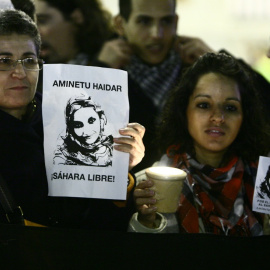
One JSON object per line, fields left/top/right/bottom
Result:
{"left": 157, "top": 52, "right": 270, "bottom": 162}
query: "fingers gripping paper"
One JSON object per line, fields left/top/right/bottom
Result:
{"left": 42, "top": 64, "right": 129, "bottom": 200}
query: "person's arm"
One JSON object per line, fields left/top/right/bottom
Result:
{"left": 128, "top": 212, "right": 167, "bottom": 233}
{"left": 174, "top": 35, "right": 215, "bottom": 66}
{"left": 96, "top": 38, "right": 133, "bottom": 69}
{"left": 129, "top": 176, "right": 180, "bottom": 233}
{"left": 128, "top": 212, "right": 180, "bottom": 233}
{"left": 129, "top": 155, "right": 181, "bottom": 233}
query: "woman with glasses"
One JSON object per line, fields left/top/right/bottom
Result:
{"left": 0, "top": 9, "right": 145, "bottom": 230}
{"left": 0, "top": 9, "right": 48, "bottom": 226}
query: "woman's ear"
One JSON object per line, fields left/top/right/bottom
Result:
{"left": 71, "top": 8, "right": 84, "bottom": 25}
{"left": 113, "top": 14, "right": 125, "bottom": 36}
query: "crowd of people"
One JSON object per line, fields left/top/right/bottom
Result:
{"left": 0, "top": 7, "right": 144, "bottom": 230}
{"left": 0, "top": 0, "right": 270, "bottom": 236}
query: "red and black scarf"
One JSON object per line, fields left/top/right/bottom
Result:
{"left": 167, "top": 145, "right": 264, "bottom": 236}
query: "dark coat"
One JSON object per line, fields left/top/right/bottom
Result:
{"left": 0, "top": 92, "right": 135, "bottom": 231}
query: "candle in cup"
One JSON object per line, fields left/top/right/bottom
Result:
{"left": 146, "top": 166, "right": 187, "bottom": 213}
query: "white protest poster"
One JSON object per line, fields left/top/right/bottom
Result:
{"left": 252, "top": 156, "right": 270, "bottom": 214}
{"left": 42, "top": 64, "right": 129, "bottom": 200}
{"left": 0, "top": 0, "right": 14, "bottom": 9}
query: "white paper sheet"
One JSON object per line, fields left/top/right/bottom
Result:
{"left": 0, "top": 0, "right": 14, "bottom": 9}
{"left": 42, "top": 64, "right": 129, "bottom": 200}
{"left": 252, "top": 156, "right": 270, "bottom": 214}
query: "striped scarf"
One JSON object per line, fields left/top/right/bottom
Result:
{"left": 167, "top": 145, "right": 264, "bottom": 236}
{"left": 126, "top": 50, "right": 181, "bottom": 109}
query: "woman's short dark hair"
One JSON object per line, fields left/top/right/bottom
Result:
{"left": 0, "top": 9, "right": 41, "bottom": 56}
{"left": 158, "top": 52, "right": 270, "bottom": 162}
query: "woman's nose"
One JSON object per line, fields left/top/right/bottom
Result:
{"left": 210, "top": 108, "right": 225, "bottom": 125}
{"left": 11, "top": 63, "right": 27, "bottom": 79}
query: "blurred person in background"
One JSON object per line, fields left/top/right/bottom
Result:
{"left": 34, "top": 0, "right": 113, "bottom": 65}
{"left": 34, "top": 0, "right": 114, "bottom": 94}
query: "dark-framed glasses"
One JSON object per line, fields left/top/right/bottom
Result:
{"left": 0, "top": 57, "right": 44, "bottom": 71}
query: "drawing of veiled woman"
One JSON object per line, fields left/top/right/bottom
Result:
{"left": 54, "top": 95, "right": 113, "bottom": 166}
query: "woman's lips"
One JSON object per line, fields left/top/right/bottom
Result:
{"left": 205, "top": 127, "right": 225, "bottom": 137}
{"left": 9, "top": 86, "right": 28, "bottom": 91}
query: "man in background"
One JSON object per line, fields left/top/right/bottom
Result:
{"left": 95, "top": 0, "right": 214, "bottom": 172}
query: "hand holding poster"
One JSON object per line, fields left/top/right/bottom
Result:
{"left": 42, "top": 64, "right": 129, "bottom": 200}
{"left": 253, "top": 156, "right": 270, "bottom": 214}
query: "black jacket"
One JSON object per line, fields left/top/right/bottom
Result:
{"left": 0, "top": 92, "right": 135, "bottom": 231}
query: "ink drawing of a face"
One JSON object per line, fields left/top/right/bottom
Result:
{"left": 54, "top": 95, "right": 113, "bottom": 167}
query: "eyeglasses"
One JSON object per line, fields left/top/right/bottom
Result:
{"left": 0, "top": 57, "right": 44, "bottom": 71}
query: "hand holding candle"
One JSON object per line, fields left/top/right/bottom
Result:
{"left": 145, "top": 166, "right": 187, "bottom": 213}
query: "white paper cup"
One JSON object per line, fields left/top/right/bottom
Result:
{"left": 145, "top": 166, "right": 187, "bottom": 213}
